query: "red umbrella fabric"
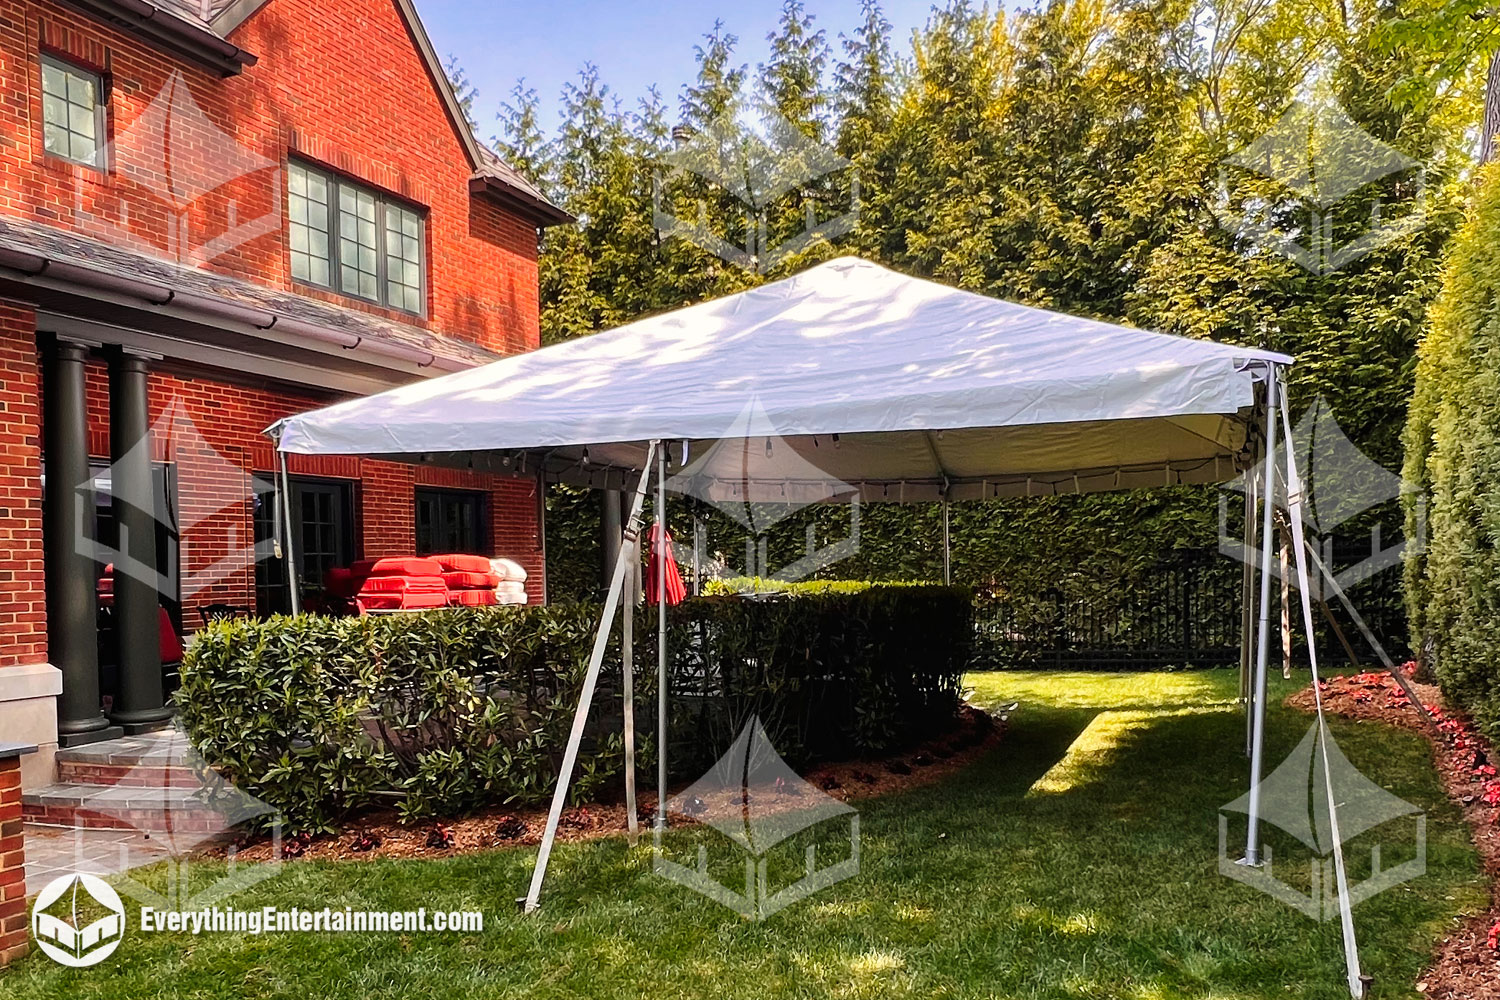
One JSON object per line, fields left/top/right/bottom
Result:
{"left": 644, "top": 523, "right": 687, "bottom": 606}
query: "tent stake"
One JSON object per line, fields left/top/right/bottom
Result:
{"left": 1244, "top": 369, "right": 1279, "bottom": 867}
{"left": 521, "top": 440, "right": 658, "bottom": 914}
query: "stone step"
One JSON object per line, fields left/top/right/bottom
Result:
{"left": 54, "top": 730, "right": 203, "bottom": 787}
{"left": 23, "top": 783, "right": 236, "bottom": 834}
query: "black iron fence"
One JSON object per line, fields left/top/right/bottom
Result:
{"left": 972, "top": 545, "right": 1409, "bottom": 671}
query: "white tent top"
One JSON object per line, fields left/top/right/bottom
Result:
{"left": 273, "top": 256, "right": 1290, "bottom": 502}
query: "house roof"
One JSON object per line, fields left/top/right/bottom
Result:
{"left": 81, "top": 0, "right": 569, "bottom": 224}
{"left": 0, "top": 215, "right": 502, "bottom": 374}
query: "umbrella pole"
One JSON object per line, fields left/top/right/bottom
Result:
{"left": 521, "top": 440, "right": 658, "bottom": 914}
{"left": 656, "top": 443, "right": 669, "bottom": 833}
{"left": 1241, "top": 459, "right": 1259, "bottom": 755}
{"left": 277, "top": 447, "right": 300, "bottom": 616}
{"left": 1244, "top": 369, "right": 1279, "bottom": 867}
{"left": 1277, "top": 390, "right": 1365, "bottom": 999}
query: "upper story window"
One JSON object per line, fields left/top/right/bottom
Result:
{"left": 288, "top": 160, "right": 427, "bottom": 316}
{"left": 41, "top": 55, "right": 105, "bottom": 168}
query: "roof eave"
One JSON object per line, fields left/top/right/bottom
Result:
{"left": 64, "top": 0, "right": 257, "bottom": 76}
{"left": 469, "top": 176, "right": 575, "bottom": 228}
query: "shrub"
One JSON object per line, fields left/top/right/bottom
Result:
{"left": 1404, "top": 162, "right": 1500, "bottom": 740}
{"left": 179, "top": 587, "right": 970, "bottom": 832}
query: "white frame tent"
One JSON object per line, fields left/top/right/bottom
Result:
{"left": 269, "top": 257, "right": 1364, "bottom": 997}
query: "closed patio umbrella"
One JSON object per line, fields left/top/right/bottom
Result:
{"left": 644, "top": 523, "right": 686, "bottom": 606}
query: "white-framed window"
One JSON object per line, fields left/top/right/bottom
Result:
{"left": 287, "top": 160, "right": 426, "bottom": 316}
{"left": 41, "top": 54, "right": 105, "bottom": 168}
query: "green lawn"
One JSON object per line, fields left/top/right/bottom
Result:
{"left": 2, "top": 670, "right": 1485, "bottom": 999}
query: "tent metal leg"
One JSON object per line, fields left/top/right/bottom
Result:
{"left": 521, "top": 440, "right": 659, "bottom": 914}
{"left": 1241, "top": 463, "right": 1258, "bottom": 754}
{"left": 623, "top": 543, "right": 639, "bottom": 847}
{"left": 1244, "top": 371, "right": 1279, "bottom": 867}
{"left": 942, "top": 499, "right": 952, "bottom": 585}
{"left": 656, "top": 444, "right": 669, "bottom": 832}
{"left": 277, "top": 448, "right": 300, "bottom": 616}
{"left": 1278, "top": 391, "right": 1365, "bottom": 999}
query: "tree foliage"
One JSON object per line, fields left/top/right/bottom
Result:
{"left": 471, "top": 0, "right": 1476, "bottom": 640}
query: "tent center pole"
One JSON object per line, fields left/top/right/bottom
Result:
{"left": 656, "top": 442, "right": 669, "bottom": 832}
{"left": 1244, "top": 368, "right": 1279, "bottom": 867}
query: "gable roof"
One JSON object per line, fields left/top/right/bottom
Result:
{"left": 89, "top": 0, "right": 568, "bottom": 223}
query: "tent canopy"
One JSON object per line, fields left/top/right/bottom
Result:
{"left": 273, "top": 257, "right": 1289, "bottom": 501}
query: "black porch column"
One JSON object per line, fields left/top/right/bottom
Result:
{"left": 43, "top": 339, "right": 121, "bottom": 746}
{"left": 106, "top": 349, "right": 169, "bottom": 733}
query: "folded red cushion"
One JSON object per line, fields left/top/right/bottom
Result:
{"left": 448, "top": 589, "right": 498, "bottom": 606}
{"left": 359, "top": 591, "right": 451, "bottom": 611}
{"left": 357, "top": 575, "right": 448, "bottom": 595}
{"left": 351, "top": 557, "right": 445, "bottom": 577}
{"left": 441, "top": 571, "right": 500, "bottom": 589}
{"left": 432, "top": 553, "right": 492, "bottom": 574}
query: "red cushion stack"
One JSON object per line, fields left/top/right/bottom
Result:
{"left": 433, "top": 554, "right": 499, "bottom": 607}
{"left": 349, "top": 557, "right": 450, "bottom": 611}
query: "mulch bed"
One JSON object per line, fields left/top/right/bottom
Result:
{"left": 207, "top": 703, "right": 1005, "bottom": 865}
{"left": 1287, "top": 669, "right": 1500, "bottom": 997}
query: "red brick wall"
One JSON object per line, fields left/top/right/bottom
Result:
{"left": 0, "top": 0, "right": 542, "bottom": 354}
{"left": 0, "top": 756, "right": 25, "bottom": 966}
{"left": 81, "top": 363, "right": 546, "bottom": 620}
{"left": 0, "top": 302, "right": 45, "bottom": 668}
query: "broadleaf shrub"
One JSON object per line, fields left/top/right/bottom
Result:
{"left": 179, "top": 587, "right": 969, "bottom": 833}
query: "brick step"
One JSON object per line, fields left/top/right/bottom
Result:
{"left": 54, "top": 731, "right": 204, "bottom": 787}
{"left": 23, "top": 783, "right": 235, "bottom": 834}
{"left": 54, "top": 759, "right": 203, "bottom": 788}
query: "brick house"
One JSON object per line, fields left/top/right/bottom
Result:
{"left": 0, "top": 0, "right": 571, "bottom": 789}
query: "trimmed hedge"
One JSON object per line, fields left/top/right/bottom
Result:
{"left": 179, "top": 586, "right": 969, "bottom": 832}
{"left": 1403, "top": 161, "right": 1500, "bottom": 740}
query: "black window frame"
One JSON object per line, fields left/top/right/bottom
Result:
{"left": 286, "top": 159, "right": 428, "bottom": 317}
{"left": 40, "top": 53, "right": 107, "bottom": 170}
{"left": 415, "top": 487, "right": 488, "bottom": 556}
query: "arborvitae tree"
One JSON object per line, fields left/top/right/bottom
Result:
{"left": 495, "top": 80, "right": 554, "bottom": 192}
{"left": 444, "top": 54, "right": 479, "bottom": 131}
{"left": 759, "top": 0, "right": 831, "bottom": 140}
{"left": 834, "top": 0, "right": 894, "bottom": 159}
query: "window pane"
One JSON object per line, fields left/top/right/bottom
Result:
{"left": 383, "top": 205, "right": 423, "bottom": 313}
{"left": 42, "top": 58, "right": 101, "bottom": 167}
{"left": 42, "top": 63, "right": 65, "bottom": 97}
{"left": 288, "top": 162, "right": 333, "bottom": 287}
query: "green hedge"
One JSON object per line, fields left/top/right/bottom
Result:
{"left": 1403, "top": 162, "right": 1500, "bottom": 739}
{"left": 179, "top": 587, "right": 970, "bottom": 833}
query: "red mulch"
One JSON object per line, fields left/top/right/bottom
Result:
{"left": 207, "top": 704, "right": 1005, "bottom": 865}
{"left": 1287, "top": 668, "right": 1500, "bottom": 997}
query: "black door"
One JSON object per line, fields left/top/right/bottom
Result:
{"left": 253, "top": 476, "right": 353, "bottom": 615}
